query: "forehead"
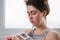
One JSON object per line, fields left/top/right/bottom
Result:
{"left": 27, "top": 5, "right": 38, "bottom": 11}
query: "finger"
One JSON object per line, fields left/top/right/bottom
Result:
{"left": 16, "top": 35, "right": 24, "bottom": 40}
{"left": 5, "top": 36, "right": 12, "bottom": 40}
{"left": 12, "top": 36, "right": 18, "bottom": 40}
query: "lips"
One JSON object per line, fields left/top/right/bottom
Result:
{"left": 30, "top": 21, "right": 34, "bottom": 23}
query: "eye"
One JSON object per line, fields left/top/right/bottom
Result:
{"left": 32, "top": 12, "right": 36, "bottom": 15}
{"left": 28, "top": 13, "right": 30, "bottom": 16}
{"left": 27, "top": 13, "right": 30, "bottom": 16}
{"left": 27, "top": 12, "right": 30, "bottom": 16}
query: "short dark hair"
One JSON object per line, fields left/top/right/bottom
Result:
{"left": 25, "top": 0, "right": 50, "bottom": 16}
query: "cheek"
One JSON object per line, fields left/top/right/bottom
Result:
{"left": 34, "top": 14, "right": 42, "bottom": 22}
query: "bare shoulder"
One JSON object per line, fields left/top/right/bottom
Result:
{"left": 46, "top": 30, "right": 60, "bottom": 40}
{"left": 24, "top": 29, "right": 32, "bottom": 34}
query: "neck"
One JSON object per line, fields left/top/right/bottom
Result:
{"left": 36, "top": 21, "right": 47, "bottom": 30}
{"left": 34, "top": 21, "right": 47, "bottom": 35}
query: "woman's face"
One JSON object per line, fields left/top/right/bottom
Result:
{"left": 27, "top": 5, "right": 44, "bottom": 27}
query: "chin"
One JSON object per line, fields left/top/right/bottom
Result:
{"left": 32, "top": 24, "right": 36, "bottom": 26}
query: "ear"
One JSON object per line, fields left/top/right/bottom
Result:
{"left": 43, "top": 10, "right": 47, "bottom": 17}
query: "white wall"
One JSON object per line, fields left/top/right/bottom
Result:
{"left": 47, "top": 0, "right": 60, "bottom": 28}
{"left": 5, "top": 0, "right": 32, "bottom": 29}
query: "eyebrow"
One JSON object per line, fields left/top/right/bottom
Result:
{"left": 27, "top": 10, "right": 37, "bottom": 13}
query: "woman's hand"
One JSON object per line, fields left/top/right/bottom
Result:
{"left": 5, "top": 35, "right": 23, "bottom": 40}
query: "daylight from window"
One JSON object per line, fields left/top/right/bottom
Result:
{"left": 5, "top": 0, "right": 60, "bottom": 29}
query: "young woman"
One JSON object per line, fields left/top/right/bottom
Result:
{"left": 5, "top": 0, "right": 60, "bottom": 40}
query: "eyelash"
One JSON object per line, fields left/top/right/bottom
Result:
{"left": 27, "top": 11, "right": 36, "bottom": 16}
{"left": 32, "top": 12, "right": 36, "bottom": 15}
{"left": 28, "top": 12, "right": 36, "bottom": 16}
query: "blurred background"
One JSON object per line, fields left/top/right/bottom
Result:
{"left": 0, "top": 0, "right": 60, "bottom": 40}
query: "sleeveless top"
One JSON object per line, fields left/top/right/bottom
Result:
{"left": 28, "top": 28, "right": 51, "bottom": 40}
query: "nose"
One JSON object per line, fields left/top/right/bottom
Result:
{"left": 29, "top": 14, "right": 33, "bottom": 20}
